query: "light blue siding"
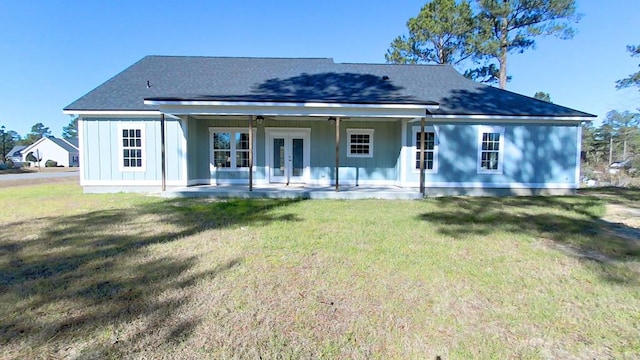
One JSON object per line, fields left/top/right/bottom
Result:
{"left": 185, "top": 117, "right": 400, "bottom": 184}
{"left": 404, "top": 122, "right": 579, "bottom": 186}
{"left": 81, "top": 115, "right": 580, "bottom": 194}
{"left": 82, "top": 117, "right": 185, "bottom": 184}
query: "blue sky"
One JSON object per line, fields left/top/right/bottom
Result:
{"left": 0, "top": 0, "right": 638, "bottom": 137}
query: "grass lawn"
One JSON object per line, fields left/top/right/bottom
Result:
{"left": 0, "top": 184, "right": 639, "bottom": 359}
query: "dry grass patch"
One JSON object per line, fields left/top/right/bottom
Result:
{"left": 0, "top": 184, "right": 639, "bottom": 359}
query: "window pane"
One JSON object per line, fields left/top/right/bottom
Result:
{"left": 236, "top": 151, "right": 249, "bottom": 168}
{"left": 214, "top": 133, "right": 231, "bottom": 150}
{"left": 213, "top": 151, "right": 231, "bottom": 168}
{"left": 416, "top": 132, "right": 435, "bottom": 150}
{"left": 135, "top": 139, "right": 141, "bottom": 147}
{"left": 236, "top": 132, "right": 250, "bottom": 150}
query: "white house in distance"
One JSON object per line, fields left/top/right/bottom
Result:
{"left": 21, "top": 136, "right": 79, "bottom": 167}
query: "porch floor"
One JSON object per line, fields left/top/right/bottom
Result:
{"left": 163, "top": 184, "right": 424, "bottom": 200}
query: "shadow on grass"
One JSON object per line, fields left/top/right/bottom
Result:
{"left": 0, "top": 197, "right": 303, "bottom": 357}
{"left": 578, "top": 186, "right": 640, "bottom": 209}
{"left": 417, "top": 194, "right": 640, "bottom": 286}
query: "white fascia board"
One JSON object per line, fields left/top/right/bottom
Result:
{"left": 21, "top": 137, "right": 47, "bottom": 155}
{"left": 62, "top": 110, "right": 181, "bottom": 120}
{"left": 144, "top": 99, "right": 439, "bottom": 110}
{"left": 151, "top": 104, "right": 432, "bottom": 119}
{"left": 430, "top": 114, "right": 593, "bottom": 123}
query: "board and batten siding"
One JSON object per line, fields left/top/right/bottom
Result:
{"left": 403, "top": 121, "right": 580, "bottom": 193}
{"left": 80, "top": 117, "right": 186, "bottom": 190}
{"left": 184, "top": 116, "right": 401, "bottom": 186}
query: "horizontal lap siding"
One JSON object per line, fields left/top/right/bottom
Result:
{"left": 405, "top": 122, "right": 579, "bottom": 186}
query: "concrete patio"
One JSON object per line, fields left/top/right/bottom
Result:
{"left": 162, "top": 184, "right": 424, "bottom": 200}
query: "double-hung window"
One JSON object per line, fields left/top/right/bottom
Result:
{"left": 120, "top": 126, "right": 144, "bottom": 171}
{"left": 347, "top": 129, "right": 374, "bottom": 158}
{"left": 477, "top": 126, "right": 504, "bottom": 174}
{"left": 412, "top": 126, "right": 438, "bottom": 173}
{"left": 210, "top": 128, "right": 255, "bottom": 169}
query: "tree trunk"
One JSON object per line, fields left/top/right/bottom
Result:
{"left": 498, "top": 8, "right": 509, "bottom": 89}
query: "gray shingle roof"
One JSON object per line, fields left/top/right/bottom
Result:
{"left": 65, "top": 55, "right": 594, "bottom": 118}
{"left": 7, "top": 145, "right": 26, "bottom": 157}
{"left": 49, "top": 137, "right": 79, "bottom": 153}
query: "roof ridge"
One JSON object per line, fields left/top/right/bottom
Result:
{"left": 339, "top": 62, "right": 449, "bottom": 67}
{"left": 145, "top": 55, "right": 335, "bottom": 61}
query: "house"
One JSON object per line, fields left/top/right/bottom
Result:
{"left": 21, "top": 136, "right": 79, "bottom": 167}
{"left": 6, "top": 145, "right": 26, "bottom": 165}
{"left": 63, "top": 56, "right": 595, "bottom": 196}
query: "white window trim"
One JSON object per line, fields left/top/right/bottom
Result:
{"left": 118, "top": 123, "right": 146, "bottom": 172}
{"left": 209, "top": 127, "right": 257, "bottom": 171}
{"left": 411, "top": 126, "right": 439, "bottom": 174}
{"left": 477, "top": 125, "right": 505, "bottom": 174}
{"left": 346, "top": 129, "right": 374, "bottom": 158}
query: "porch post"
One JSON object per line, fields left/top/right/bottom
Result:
{"left": 335, "top": 116, "right": 340, "bottom": 192}
{"left": 248, "top": 115, "right": 253, "bottom": 192}
{"left": 160, "top": 113, "right": 166, "bottom": 192}
{"left": 419, "top": 116, "right": 425, "bottom": 196}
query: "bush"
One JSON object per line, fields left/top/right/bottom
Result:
{"left": 45, "top": 160, "right": 58, "bottom": 167}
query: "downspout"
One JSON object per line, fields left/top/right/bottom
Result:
{"left": 160, "top": 113, "right": 166, "bottom": 192}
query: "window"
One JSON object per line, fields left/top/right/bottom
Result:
{"left": 210, "top": 128, "right": 255, "bottom": 169}
{"left": 477, "top": 126, "right": 504, "bottom": 174}
{"left": 120, "top": 127, "right": 144, "bottom": 170}
{"left": 412, "top": 126, "right": 438, "bottom": 173}
{"left": 347, "top": 129, "right": 374, "bottom": 158}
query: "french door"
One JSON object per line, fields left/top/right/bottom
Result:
{"left": 266, "top": 129, "right": 310, "bottom": 184}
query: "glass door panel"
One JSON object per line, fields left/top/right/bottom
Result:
{"left": 291, "top": 138, "right": 304, "bottom": 177}
{"left": 272, "top": 138, "right": 285, "bottom": 177}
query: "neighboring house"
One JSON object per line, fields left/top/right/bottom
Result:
{"left": 21, "top": 136, "right": 79, "bottom": 167}
{"left": 63, "top": 56, "right": 595, "bottom": 195}
{"left": 6, "top": 145, "right": 26, "bottom": 165}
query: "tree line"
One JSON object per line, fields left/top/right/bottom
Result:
{"left": 1, "top": 118, "right": 77, "bottom": 160}
{"left": 582, "top": 45, "right": 640, "bottom": 178}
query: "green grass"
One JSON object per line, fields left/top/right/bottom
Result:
{"left": 1, "top": 184, "right": 639, "bottom": 359}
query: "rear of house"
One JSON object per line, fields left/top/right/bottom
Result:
{"left": 64, "top": 56, "right": 594, "bottom": 196}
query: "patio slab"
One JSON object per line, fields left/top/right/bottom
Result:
{"left": 162, "top": 185, "right": 424, "bottom": 200}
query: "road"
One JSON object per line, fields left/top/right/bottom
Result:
{"left": 0, "top": 169, "right": 79, "bottom": 181}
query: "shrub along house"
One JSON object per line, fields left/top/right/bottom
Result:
{"left": 63, "top": 56, "right": 594, "bottom": 197}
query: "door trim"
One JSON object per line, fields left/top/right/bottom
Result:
{"left": 265, "top": 128, "right": 311, "bottom": 184}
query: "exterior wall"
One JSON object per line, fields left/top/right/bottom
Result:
{"left": 80, "top": 117, "right": 186, "bottom": 188}
{"left": 185, "top": 116, "right": 400, "bottom": 186}
{"left": 79, "top": 114, "right": 581, "bottom": 196}
{"left": 22, "top": 139, "right": 72, "bottom": 167}
{"left": 403, "top": 120, "right": 580, "bottom": 193}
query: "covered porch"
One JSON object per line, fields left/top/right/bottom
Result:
{"left": 149, "top": 99, "right": 439, "bottom": 197}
